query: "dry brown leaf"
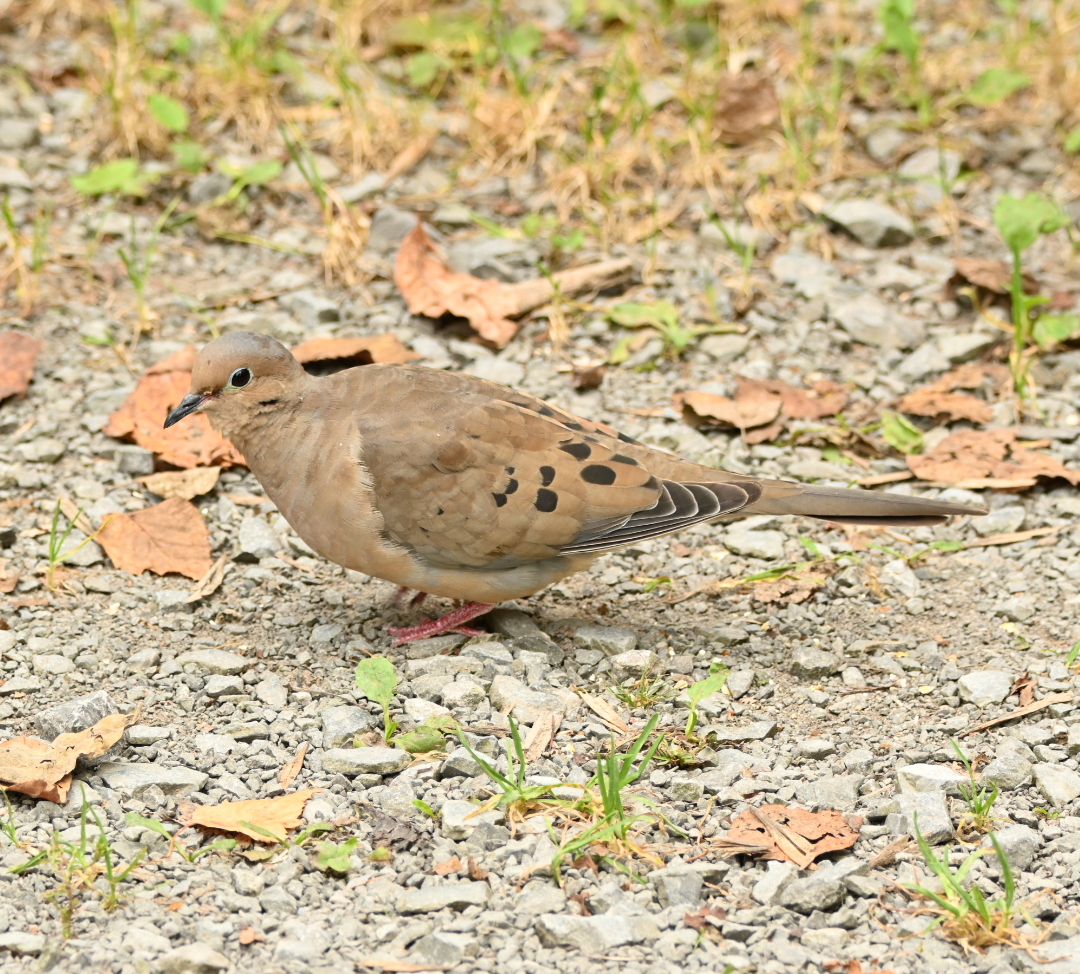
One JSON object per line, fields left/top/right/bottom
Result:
{"left": 679, "top": 387, "right": 782, "bottom": 431}
{"left": 578, "top": 693, "right": 629, "bottom": 735}
{"left": 97, "top": 497, "right": 213, "bottom": 580}
{"left": 356, "top": 959, "right": 451, "bottom": 973}
{"left": 277, "top": 741, "right": 309, "bottom": 790}
{"left": 186, "top": 552, "right": 228, "bottom": 603}
{"left": 908, "top": 428, "right": 1080, "bottom": 485}
{"left": 896, "top": 388, "right": 993, "bottom": 424}
{"left": 753, "top": 573, "right": 831, "bottom": 604}
{"left": 931, "top": 362, "right": 1008, "bottom": 392}
{"left": 0, "top": 331, "right": 43, "bottom": 403}
{"left": 716, "top": 71, "right": 780, "bottom": 143}
{"left": 467, "top": 856, "right": 488, "bottom": 881}
{"left": 0, "top": 709, "right": 138, "bottom": 801}
{"left": 142, "top": 467, "right": 221, "bottom": 501}
{"left": 951, "top": 257, "right": 1037, "bottom": 295}
{"left": 434, "top": 856, "right": 461, "bottom": 876}
{"left": 523, "top": 713, "right": 561, "bottom": 763}
{"left": 188, "top": 789, "right": 319, "bottom": 843}
{"left": 0, "top": 561, "right": 18, "bottom": 594}
{"left": 238, "top": 926, "right": 265, "bottom": 945}
{"left": 104, "top": 352, "right": 245, "bottom": 469}
{"left": 290, "top": 335, "right": 421, "bottom": 366}
{"left": 394, "top": 223, "right": 633, "bottom": 348}
{"left": 728, "top": 804, "right": 860, "bottom": 868}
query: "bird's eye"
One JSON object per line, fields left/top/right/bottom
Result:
{"left": 229, "top": 368, "right": 251, "bottom": 388}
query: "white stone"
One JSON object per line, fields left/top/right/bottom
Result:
{"left": 957, "top": 670, "right": 1012, "bottom": 708}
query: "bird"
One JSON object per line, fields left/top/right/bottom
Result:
{"left": 165, "top": 332, "right": 985, "bottom": 644}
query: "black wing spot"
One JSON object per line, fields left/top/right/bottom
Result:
{"left": 611, "top": 454, "right": 638, "bottom": 465}
{"left": 259, "top": 399, "right": 280, "bottom": 406}
{"left": 506, "top": 466, "right": 515, "bottom": 475}
{"left": 535, "top": 488, "right": 558, "bottom": 512}
{"left": 559, "top": 442, "right": 591, "bottom": 461}
{"left": 493, "top": 493, "right": 507, "bottom": 508}
{"left": 505, "top": 478, "right": 519, "bottom": 495}
{"left": 643, "top": 475, "right": 660, "bottom": 490}
{"left": 437, "top": 507, "right": 444, "bottom": 515}
{"left": 563, "top": 421, "right": 585, "bottom": 431}
{"left": 581, "top": 464, "right": 617, "bottom": 486}
{"left": 539, "top": 465, "right": 555, "bottom": 486}
{"left": 618, "top": 431, "right": 641, "bottom": 444}
{"left": 538, "top": 405, "right": 556, "bottom": 417}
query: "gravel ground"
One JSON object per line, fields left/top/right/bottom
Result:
{"left": 3, "top": 23, "right": 1080, "bottom": 974}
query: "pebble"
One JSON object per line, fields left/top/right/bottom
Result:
{"left": 879, "top": 791, "right": 954, "bottom": 844}
{"left": 790, "top": 648, "right": 842, "bottom": 680}
{"left": 0, "top": 932, "right": 45, "bottom": 956}
{"left": 957, "top": 670, "right": 1012, "bottom": 707}
{"left": 97, "top": 763, "right": 208, "bottom": 798}
{"left": 487, "top": 675, "right": 566, "bottom": 725}
{"left": 981, "top": 824, "right": 1040, "bottom": 874}
{"left": 895, "top": 763, "right": 969, "bottom": 795}
{"left": 979, "top": 750, "right": 1033, "bottom": 790}
{"left": 398, "top": 882, "right": 491, "bottom": 914}
{"left": 236, "top": 516, "right": 281, "bottom": 560}
{"left": 823, "top": 200, "right": 915, "bottom": 248}
{"left": 253, "top": 675, "right": 287, "bottom": 708}
{"left": 572, "top": 624, "right": 637, "bottom": 655}
{"left": 833, "top": 293, "right": 925, "bottom": 349}
{"left": 127, "top": 724, "right": 174, "bottom": 746}
{"left": 31, "top": 653, "right": 75, "bottom": 676}
{"left": 534, "top": 913, "right": 659, "bottom": 952}
{"left": 175, "top": 650, "right": 250, "bottom": 675}
{"left": 609, "top": 649, "right": 657, "bottom": 682}
{"left": 440, "top": 800, "right": 506, "bottom": 839}
{"left": 726, "top": 669, "right": 756, "bottom": 699}
{"left": 715, "top": 719, "right": 778, "bottom": 742}
{"left": 973, "top": 507, "right": 1025, "bottom": 536}
{"left": 158, "top": 942, "right": 231, "bottom": 973}
{"left": 724, "top": 527, "right": 786, "bottom": 560}
{"left": 1033, "top": 764, "right": 1080, "bottom": 807}
{"left": 320, "top": 746, "right": 411, "bottom": 776}
{"left": 35, "top": 690, "right": 119, "bottom": 739}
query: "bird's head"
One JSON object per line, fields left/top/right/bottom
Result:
{"left": 164, "top": 331, "right": 304, "bottom": 439}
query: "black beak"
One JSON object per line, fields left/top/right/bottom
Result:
{"left": 164, "top": 393, "right": 208, "bottom": 429}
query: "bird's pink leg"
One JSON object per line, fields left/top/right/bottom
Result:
{"left": 386, "top": 602, "right": 495, "bottom": 646}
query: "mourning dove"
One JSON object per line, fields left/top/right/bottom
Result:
{"left": 165, "top": 332, "right": 984, "bottom": 643}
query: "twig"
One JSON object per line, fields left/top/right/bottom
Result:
{"left": 962, "top": 692, "right": 1073, "bottom": 736}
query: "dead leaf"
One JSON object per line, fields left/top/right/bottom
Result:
{"left": 0, "top": 709, "right": 138, "bottom": 801}
{"left": 290, "top": 335, "right": 421, "bottom": 367}
{"left": 683, "top": 904, "right": 728, "bottom": 941}
{"left": 0, "top": 331, "right": 43, "bottom": 402}
{"left": 716, "top": 71, "right": 780, "bottom": 143}
{"left": 238, "top": 926, "right": 265, "bottom": 945}
{"left": 394, "top": 222, "right": 633, "bottom": 348}
{"left": 578, "top": 693, "right": 629, "bottom": 735}
{"left": 369, "top": 809, "right": 421, "bottom": 850}
{"left": 434, "top": 856, "right": 461, "bottom": 876}
{"left": 0, "top": 562, "right": 18, "bottom": 594}
{"left": 931, "top": 363, "right": 1008, "bottom": 393}
{"left": 355, "top": 959, "right": 451, "bottom": 973}
{"left": 753, "top": 572, "right": 832, "bottom": 604}
{"left": 523, "top": 713, "right": 561, "bottom": 763}
{"left": 908, "top": 428, "right": 1080, "bottom": 486}
{"left": 572, "top": 364, "right": 605, "bottom": 391}
{"left": 97, "top": 497, "right": 214, "bottom": 580}
{"left": 277, "top": 741, "right": 309, "bottom": 790}
{"left": 1012, "top": 673, "right": 1035, "bottom": 708}
{"left": 186, "top": 552, "right": 228, "bottom": 602}
{"left": 964, "top": 525, "right": 1063, "bottom": 548}
{"left": 951, "top": 257, "right": 1037, "bottom": 296}
{"left": 188, "top": 789, "right": 318, "bottom": 843}
{"left": 867, "top": 834, "right": 911, "bottom": 869}
{"left": 142, "top": 467, "right": 221, "bottom": 501}
{"left": 385, "top": 133, "right": 436, "bottom": 184}
{"left": 896, "top": 388, "right": 993, "bottom": 424}
{"left": 727, "top": 804, "right": 861, "bottom": 868}
{"left": 104, "top": 349, "right": 245, "bottom": 469}
{"left": 963, "top": 692, "right": 1073, "bottom": 736}
{"left": 679, "top": 386, "right": 782, "bottom": 431}
{"left": 467, "top": 856, "right": 488, "bottom": 881}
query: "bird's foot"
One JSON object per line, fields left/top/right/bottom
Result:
{"left": 387, "top": 601, "right": 495, "bottom": 646}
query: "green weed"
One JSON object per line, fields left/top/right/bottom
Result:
{"left": 393, "top": 714, "right": 458, "bottom": 754}
{"left": 456, "top": 714, "right": 561, "bottom": 815}
{"left": 124, "top": 812, "right": 237, "bottom": 863}
{"left": 607, "top": 300, "right": 736, "bottom": 365}
{"left": 117, "top": 196, "right": 179, "bottom": 335}
{"left": 684, "top": 661, "right": 729, "bottom": 738}
{"left": 45, "top": 501, "right": 114, "bottom": 591}
{"left": 879, "top": 410, "right": 924, "bottom": 455}
{"left": 949, "top": 737, "right": 1000, "bottom": 837}
{"left": 611, "top": 668, "right": 677, "bottom": 710}
{"left": 314, "top": 837, "right": 357, "bottom": 874}
{"left": 354, "top": 656, "right": 399, "bottom": 744}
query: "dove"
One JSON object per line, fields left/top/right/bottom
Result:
{"left": 165, "top": 332, "right": 984, "bottom": 643}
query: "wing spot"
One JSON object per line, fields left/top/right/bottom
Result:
{"left": 611, "top": 454, "right": 638, "bottom": 465}
{"left": 559, "top": 442, "right": 592, "bottom": 461}
{"left": 618, "top": 431, "right": 641, "bottom": 444}
{"left": 538, "top": 405, "right": 556, "bottom": 417}
{"left": 581, "top": 464, "right": 617, "bottom": 486}
{"left": 539, "top": 465, "right": 555, "bottom": 486}
{"left": 505, "top": 466, "right": 515, "bottom": 475}
{"left": 493, "top": 493, "right": 507, "bottom": 508}
{"left": 505, "top": 478, "right": 519, "bottom": 495}
{"left": 563, "top": 421, "right": 584, "bottom": 431}
{"left": 535, "top": 488, "right": 558, "bottom": 512}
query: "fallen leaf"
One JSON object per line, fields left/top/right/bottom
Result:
{"left": 355, "top": 959, "right": 451, "bottom": 973}
{"left": 385, "top": 133, "right": 436, "bottom": 184}
{"left": 896, "top": 388, "right": 993, "bottom": 424}
{"left": 97, "top": 497, "right": 214, "bottom": 579}
{"left": 290, "top": 335, "right": 421, "bottom": 367}
{"left": 683, "top": 904, "right": 728, "bottom": 941}
{"left": 0, "top": 331, "right": 43, "bottom": 402}
{"left": 238, "top": 926, "right": 265, "bottom": 945}
{"left": 572, "top": 364, "right": 605, "bottom": 391}
{"left": 466, "top": 856, "right": 488, "bottom": 881}
{"left": 716, "top": 71, "right": 780, "bottom": 143}
{"left": 931, "top": 362, "right": 1008, "bottom": 392}
{"left": 679, "top": 386, "right": 782, "bottom": 431}
{"left": 186, "top": 552, "right": 228, "bottom": 602}
{"left": 728, "top": 804, "right": 861, "bottom": 868}
{"left": 394, "top": 222, "right": 632, "bottom": 348}
{"left": 0, "top": 709, "right": 138, "bottom": 802}
{"left": 578, "top": 693, "right": 629, "bottom": 735}
{"left": 187, "top": 789, "right": 318, "bottom": 843}
{"left": 964, "top": 525, "right": 1063, "bottom": 548}
{"left": 142, "top": 467, "right": 222, "bottom": 501}
{"left": 753, "top": 573, "right": 832, "bottom": 604}
{"left": 769, "top": 379, "right": 849, "bottom": 420}
{"left": 908, "top": 428, "right": 1080, "bottom": 486}
{"left": 434, "top": 856, "right": 461, "bottom": 876}
{"left": 0, "top": 563, "right": 18, "bottom": 594}
{"left": 104, "top": 348, "right": 245, "bottom": 469}
{"left": 523, "top": 713, "right": 561, "bottom": 763}
{"left": 962, "top": 692, "right": 1072, "bottom": 736}
{"left": 277, "top": 741, "right": 309, "bottom": 790}
{"left": 950, "top": 256, "right": 1037, "bottom": 295}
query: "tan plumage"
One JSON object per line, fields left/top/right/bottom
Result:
{"left": 165, "top": 332, "right": 984, "bottom": 609}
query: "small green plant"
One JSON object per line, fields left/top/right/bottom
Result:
{"left": 965, "top": 68, "right": 1029, "bottom": 107}
{"left": 684, "top": 661, "right": 730, "bottom": 738}
{"left": 354, "top": 656, "right": 399, "bottom": 743}
{"left": 70, "top": 159, "right": 157, "bottom": 197}
{"left": 393, "top": 714, "right": 458, "bottom": 754}
{"left": 0, "top": 790, "right": 19, "bottom": 846}
{"left": 210, "top": 158, "right": 283, "bottom": 210}
{"left": 549, "top": 715, "right": 664, "bottom": 882}
{"left": 611, "top": 668, "right": 676, "bottom": 710}
{"left": 993, "top": 193, "right": 1077, "bottom": 398}
{"left": 641, "top": 576, "right": 671, "bottom": 594}
{"left": 878, "top": 0, "right": 931, "bottom": 126}
{"left": 607, "top": 301, "right": 735, "bottom": 365}
{"left": 456, "top": 715, "right": 560, "bottom": 814}
{"left": 880, "top": 410, "right": 924, "bottom": 455}
{"left": 1033, "top": 806, "right": 1061, "bottom": 821}
{"left": 124, "top": 812, "right": 237, "bottom": 863}
{"left": 1065, "top": 640, "right": 1080, "bottom": 669}
{"left": 148, "top": 93, "right": 189, "bottom": 133}
{"left": 45, "top": 502, "right": 114, "bottom": 590}
{"left": 411, "top": 799, "right": 438, "bottom": 820}
{"left": 949, "top": 737, "right": 999, "bottom": 836}
{"left": 314, "top": 837, "right": 357, "bottom": 874}
{"left": 906, "top": 815, "right": 1031, "bottom": 950}
{"left": 908, "top": 539, "right": 964, "bottom": 564}
{"left": 15, "top": 793, "right": 144, "bottom": 937}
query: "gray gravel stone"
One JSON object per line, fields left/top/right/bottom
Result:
{"left": 439, "top": 745, "right": 483, "bottom": 779}
{"left": 726, "top": 669, "right": 756, "bottom": 699}
{"left": 649, "top": 866, "right": 704, "bottom": 908}
{"left": 204, "top": 674, "right": 243, "bottom": 697}
{"left": 610, "top": 649, "right": 657, "bottom": 682}
{"left": 715, "top": 719, "right": 778, "bottom": 742}
{"left": 979, "top": 751, "right": 1033, "bottom": 790}
{"left": 440, "top": 800, "right": 506, "bottom": 839}
{"left": 236, "top": 516, "right": 281, "bottom": 560}
{"left": 779, "top": 862, "right": 853, "bottom": 913}
{"left": 957, "top": 671, "right": 1013, "bottom": 707}
{"left": 0, "top": 676, "right": 41, "bottom": 695}
{"left": 367, "top": 205, "right": 420, "bottom": 252}
{"left": 399, "top": 881, "right": 490, "bottom": 913}
{"left": 790, "top": 648, "right": 842, "bottom": 680}
{"left": 97, "top": 763, "right": 208, "bottom": 797}
{"left": 321, "top": 747, "right": 411, "bottom": 776}
{"left": 824, "top": 200, "right": 915, "bottom": 247}
{"left": 488, "top": 675, "right": 566, "bottom": 724}
{"left": 176, "top": 649, "right": 250, "bottom": 675}
{"left": 320, "top": 706, "right": 374, "bottom": 747}
{"left": 1034, "top": 764, "right": 1080, "bottom": 807}
{"left": 158, "top": 942, "right": 230, "bottom": 973}
{"left": 896, "top": 763, "right": 969, "bottom": 795}
{"left": 796, "top": 739, "right": 837, "bottom": 759}
{"left": 880, "top": 791, "right": 954, "bottom": 843}
{"left": 798, "top": 774, "right": 862, "bottom": 806}
{"left": 259, "top": 884, "right": 298, "bottom": 915}
{"left": 833, "top": 293, "right": 925, "bottom": 349}
{"left": 724, "top": 528, "right": 785, "bottom": 560}
{"left": 981, "top": 824, "right": 1040, "bottom": 874}
{"left": 572, "top": 625, "right": 637, "bottom": 655}
{"left": 127, "top": 725, "right": 174, "bottom": 747}
{"left": 254, "top": 675, "right": 287, "bottom": 708}
{"left": 35, "top": 690, "right": 120, "bottom": 739}
{"left": 0, "top": 931, "right": 45, "bottom": 956}
{"left": 972, "top": 507, "right": 1025, "bottom": 536}
{"left": 752, "top": 860, "right": 799, "bottom": 904}
{"left": 534, "top": 913, "right": 659, "bottom": 952}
